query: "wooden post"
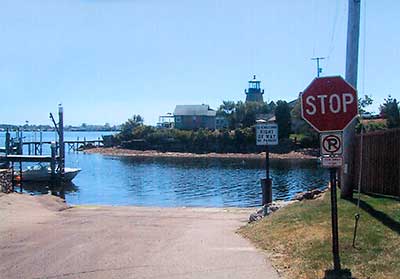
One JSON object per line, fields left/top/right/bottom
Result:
{"left": 11, "top": 162, "right": 14, "bottom": 192}
{"left": 5, "top": 129, "right": 10, "bottom": 155}
{"left": 39, "top": 129, "right": 43, "bottom": 155}
{"left": 50, "top": 142, "right": 56, "bottom": 181}
{"left": 341, "top": 0, "right": 361, "bottom": 199}
{"left": 19, "top": 161, "right": 22, "bottom": 193}
{"left": 18, "top": 129, "right": 23, "bottom": 155}
{"left": 58, "top": 105, "right": 65, "bottom": 178}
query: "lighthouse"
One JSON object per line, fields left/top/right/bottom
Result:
{"left": 245, "top": 75, "right": 264, "bottom": 103}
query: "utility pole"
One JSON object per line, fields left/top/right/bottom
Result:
{"left": 341, "top": 0, "right": 361, "bottom": 199}
{"left": 311, "top": 57, "right": 325, "bottom": 77}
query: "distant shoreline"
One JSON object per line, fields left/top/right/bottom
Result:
{"left": 85, "top": 147, "right": 318, "bottom": 160}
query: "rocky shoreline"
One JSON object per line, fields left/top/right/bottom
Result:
{"left": 0, "top": 169, "right": 12, "bottom": 193}
{"left": 85, "top": 147, "right": 318, "bottom": 160}
{"left": 248, "top": 188, "right": 327, "bottom": 223}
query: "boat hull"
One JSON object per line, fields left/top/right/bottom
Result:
{"left": 22, "top": 168, "right": 81, "bottom": 182}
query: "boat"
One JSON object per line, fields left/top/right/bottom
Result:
{"left": 21, "top": 164, "right": 81, "bottom": 182}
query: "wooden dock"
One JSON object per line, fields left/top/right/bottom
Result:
{"left": 4, "top": 139, "right": 105, "bottom": 155}
{"left": 0, "top": 155, "right": 59, "bottom": 163}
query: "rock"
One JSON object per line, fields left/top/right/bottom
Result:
{"left": 0, "top": 169, "right": 13, "bottom": 193}
{"left": 248, "top": 201, "right": 293, "bottom": 223}
{"left": 249, "top": 212, "right": 264, "bottom": 223}
{"left": 268, "top": 204, "right": 281, "bottom": 212}
{"left": 293, "top": 189, "right": 323, "bottom": 201}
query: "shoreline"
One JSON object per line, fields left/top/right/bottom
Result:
{"left": 85, "top": 147, "right": 318, "bottom": 160}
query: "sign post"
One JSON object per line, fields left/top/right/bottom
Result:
{"left": 301, "top": 76, "right": 356, "bottom": 278}
{"left": 256, "top": 121, "right": 278, "bottom": 206}
{"left": 329, "top": 166, "right": 341, "bottom": 271}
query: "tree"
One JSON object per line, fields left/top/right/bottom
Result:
{"left": 380, "top": 95, "right": 400, "bottom": 128}
{"left": 218, "top": 101, "right": 235, "bottom": 116}
{"left": 358, "top": 95, "right": 373, "bottom": 114}
{"left": 267, "top": 101, "right": 276, "bottom": 112}
{"left": 275, "top": 100, "right": 291, "bottom": 139}
{"left": 120, "top": 115, "right": 144, "bottom": 138}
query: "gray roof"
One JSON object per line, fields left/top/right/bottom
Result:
{"left": 174, "top": 105, "right": 216, "bottom": 117}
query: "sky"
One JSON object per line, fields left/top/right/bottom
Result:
{"left": 0, "top": 0, "right": 399, "bottom": 126}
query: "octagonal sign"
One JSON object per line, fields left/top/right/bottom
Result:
{"left": 301, "top": 76, "right": 358, "bottom": 132}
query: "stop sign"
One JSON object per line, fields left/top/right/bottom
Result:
{"left": 301, "top": 76, "right": 358, "bottom": 132}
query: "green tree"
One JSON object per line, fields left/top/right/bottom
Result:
{"left": 358, "top": 95, "right": 373, "bottom": 114}
{"left": 218, "top": 101, "right": 236, "bottom": 116}
{"left": 119, "top": 115, "right": 144, "bottom": 139}
{"left": 267, "top": 101, "right": 276, "bottom": 112}
{"left": 380, "top": 95, "right": 400, "bottom": 128}
{"left": 275, "top": 100, "right": 291, "bottom": 139}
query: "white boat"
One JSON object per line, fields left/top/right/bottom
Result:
{"left": 21, "top": 164, "right": 81, "bottom": 182}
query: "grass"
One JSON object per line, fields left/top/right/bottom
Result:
{"left": 239, "top": 191, "right": 400, "bottom": 279}
{"left": 289, "top": 133, "right": 307, "bottom": 141}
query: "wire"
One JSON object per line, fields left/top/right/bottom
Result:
{"left": 325, "top": 0, "right": 344, "bottom": 72}
{"left": 312, "top": 0, "right": 318, "bottom": 57}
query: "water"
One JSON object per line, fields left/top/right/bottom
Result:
{"left": 1, "top": 131, "right": 329, "bottom": 207}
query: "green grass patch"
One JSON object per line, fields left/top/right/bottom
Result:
{"left": 239, "top": 192, "right": 400, "bottom": 279}
{"left": 289, "top": 133, "right": 307, "bottom": 141}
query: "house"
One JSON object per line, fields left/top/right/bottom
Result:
{"left": 174, "top": 105, "right": 216, "bottom": 130}
{"left": 216, "top": 116, "right": 229, "bottom": 130}
{"left": 157, "top": 113, "right": 174, "bottom": 129}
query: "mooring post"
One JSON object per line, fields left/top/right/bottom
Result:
{"left": 19, "top": 161, "right": 23, "bottom": 193}
{"left": 18, "top": 129, "right": 23, "bottom": 155}
{"left": 5, "top": 129, "right": 10, "bottom": 156}
{"left": 11, "top": 162, "right": 14, "bottom": 192}
{"left": 50, "top": 142, "right": 56, "bottom": 181}
{"left": 39, "top": 129, "right": 43, "bottom": 155}
{"left": 58, "top": 105, "right": 65, "bottom": 179}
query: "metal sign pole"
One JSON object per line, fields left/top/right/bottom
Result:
{"left": 256, "top": 121, "right": 277, "bottom": 207}
{"left": 330, "top": 166, "right": 341, "bottom": 271}
{"left": 265, "top": 144, "right": 270, "bottom": 180}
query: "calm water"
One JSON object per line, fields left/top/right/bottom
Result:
{"left": 1, "top": 131, "right": 329, "bottom": 207}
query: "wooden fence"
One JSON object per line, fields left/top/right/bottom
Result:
{"left": 353, "top": 128, "right": 400, "bottom": 197}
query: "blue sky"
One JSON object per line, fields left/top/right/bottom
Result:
{"left": 0, "top": 0, "right": 399, "bottom": 125}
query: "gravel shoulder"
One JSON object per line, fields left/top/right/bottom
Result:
{"left": 0, "top": 193, "right": 280, "bottom": 279}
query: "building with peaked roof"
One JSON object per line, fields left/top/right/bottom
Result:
{"left": 173, "top": 105, "right": 216, "bottom": 130}
{"left": 245, "top": 75, "right": 264, "bottom": 103}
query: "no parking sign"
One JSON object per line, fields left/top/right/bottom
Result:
{"left": 320, "top": 132, "right": 343, "bottom": 155}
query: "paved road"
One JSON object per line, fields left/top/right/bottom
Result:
{"left": 0, "top": 194, "right": 279, "bottom": 279}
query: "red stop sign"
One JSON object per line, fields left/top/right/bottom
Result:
{"left": 301, "top": 76, "right": 358, "bottom": 132}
